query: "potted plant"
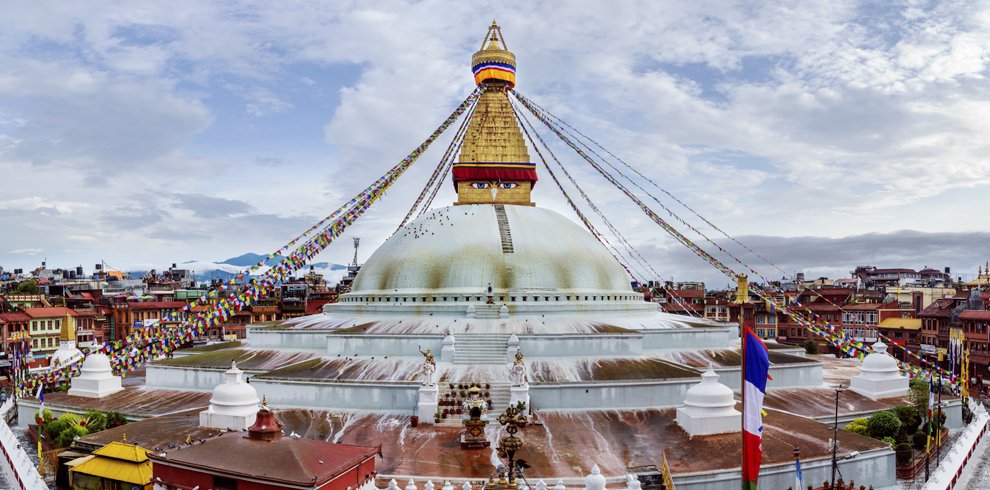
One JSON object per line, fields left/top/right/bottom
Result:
{"left": 435, "top": 410, "right": 441, "bottom": 424}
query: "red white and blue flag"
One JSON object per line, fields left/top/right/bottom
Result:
{"left": 743, "top": 326, "right": 771, "bottom": 489}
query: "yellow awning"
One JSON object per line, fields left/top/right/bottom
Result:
{"left": 878, "top": 318, "right": 923, "bottom": 331}
{"left": 70, "top": 456, "right": 152, "bottom": 486}
{"left": 93, "top": 441, "right": 149, "bottom": 463}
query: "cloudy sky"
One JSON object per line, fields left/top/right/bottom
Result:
{"left": 1, "top": 0, "right": 988, "bottom": 287}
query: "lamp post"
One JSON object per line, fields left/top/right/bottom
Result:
{"left": 831, "top": 385, "right": 845, "bottom": 489}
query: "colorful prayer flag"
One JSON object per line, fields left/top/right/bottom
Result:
{"left": 743, "top": 326, "right": 771, "bottom": 489}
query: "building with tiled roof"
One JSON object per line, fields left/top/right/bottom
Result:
{"left": 68, "top": 440, "right": 153, "bottom": 490}
{"left": 150, "top": 404, "right": 379, "bottom": 490}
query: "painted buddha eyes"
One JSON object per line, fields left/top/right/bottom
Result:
{"left": 469, "top": 182, "right": 518, "bottom": 189}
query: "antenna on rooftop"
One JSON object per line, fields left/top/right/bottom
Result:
{"left": 352, "top": 238, "right": 361, "bottom": 268}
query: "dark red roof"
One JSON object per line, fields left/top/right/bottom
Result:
{"left": 960, "top": 310, "right": 990, "bottom": 321}
{"left": 150, "top": 432, "right": 378, "bottom": 487}
{"left": 127, "top": 301, "right": 186, "bottom": 310}
{"left": 669, "top": 289, "right": 705, "bottom": 298}
{"left": 0, "top": 312, "right": 30, "bottom": 322}
{"left": 867, "top": 268, "right": 917, "bottom": 274}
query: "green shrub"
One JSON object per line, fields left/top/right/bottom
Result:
{"left": 57, "top": 413, "right": 80, "bottom": 424}
{"left": 844, "top": 417, "right": 869, "bottom": 436}
{"left": 55, "top": 426, "right": 89, "bottom": 448}
{"left": 894, "top": 443, "right": 913, "bottom": 466}
{"left": 82, "top": 411, "right": 107, "bottom": 433}
{"left": 881, "top": 436, "right": 897, "bottom": 447}
{"left": 867, "top": 410, "right": 902, "bottom": 439}
{"left": 105, "top": 411, "right": 128, "bottom": 428}
{"left": 911, "top": 431, "right": 928, "bottom": 450}
{"left": 893, "top": 405, "right": 921, "bottom": 434}
{"left": 802, "top": 339, "right": 819, "bottom": 355}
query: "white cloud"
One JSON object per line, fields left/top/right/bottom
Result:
{"left": 0, "top": 0, "right": 987, "bottom": 282}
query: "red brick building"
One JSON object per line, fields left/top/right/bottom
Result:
{"left": 151, "top": 405, "right": 379, "bottom": 490}
{"left": 960, "top": 309, "right": 990, "bottom": 377}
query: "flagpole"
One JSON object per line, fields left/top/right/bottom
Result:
{"left": 741, "top": 324, "right": 747, "bottom": 490}
{"left": 736, "top": 275, "right": 748, "bottom": 490}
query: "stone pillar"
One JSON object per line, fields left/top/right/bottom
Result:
{"left": 441, "top": 333, "right": 456, "bottom": 363}
{"left": 510, "top": 383, "right": 530, "bottom": 416}
{"left": 418, "top": 384, "right": 439, "bottom": 424}
{"left": 507, "top": 334, "right": 520, "bottom": 362}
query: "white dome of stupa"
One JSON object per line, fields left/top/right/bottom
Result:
{"left": 860, "top": 341, "right": 899, "bottom": 375}
{"left": 50, "top": 341, "right": 84, "bottom": 369}
{"left": 676, "top": 364, "right": 740, "bottom": 436}
{"left": 68, "top": 352, "right": 123, "bottom": 398}
{"left": 683, "top": 364, "right": 736, "bottom": 408}
{"left": 200, "top": 361, "right": 260, "bottom": 430}
{"left": 80, "top": 352, "right": 112, "bottom": 374}
{"left": 849, "top": 340, "right": 908, "bottom": 400}
{"left": 210, "top": 361, "right": 259, "bottom": 408}
{"left": 352, "top": 205, "right": 633, "bottom": 294}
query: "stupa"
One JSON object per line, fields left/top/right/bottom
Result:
{"left": 67, "top": 352, "right": 123, "bottom": 398}
{"left": 127, "top": 22, "right": 900, "bottom": 488}
{"left": 676, "top": 364, "right": 740, "bottom": 436}
{"left": 849, "top": 340, "right": 909, "bottom": 400}
{"left": 199, "top": 361, "right": 260, "bottom": 430}
{"left": 50, "top": 316, "right": 84, "bottom": 370}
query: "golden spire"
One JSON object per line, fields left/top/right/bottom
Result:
{"left": 59, "top": 314, "right": 76, "bottom": 342}
{"left": 454, "top": 23, "right": 537, "bottom": 207}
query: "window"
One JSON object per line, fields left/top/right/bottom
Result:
{"left": 213, "top": 476, "right": 237, "bottom": 490}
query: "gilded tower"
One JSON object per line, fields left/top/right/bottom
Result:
{"left": 453, "top": 22, "right": 537, "bottom": 206}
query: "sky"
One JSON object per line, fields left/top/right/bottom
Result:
{"left": 1, "top": 0, "right": 988, "bottom": 288}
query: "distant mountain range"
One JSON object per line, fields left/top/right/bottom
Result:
{"left": 133, "top": 253, "right": 348, "bottom": 282}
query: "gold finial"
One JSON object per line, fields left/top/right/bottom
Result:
{"left": 122, "top": 433, "right": 126, "bottom": 443}
{"left": 262, "top": 395, "right": 268, "bottom": 408}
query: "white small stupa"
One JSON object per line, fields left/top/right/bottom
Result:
{"left": 68, "top": 353, "right": 123, "bottom": 398}
{"left": 50, "top": 320, "right": 84, "bottom": 371}
{"left": 676, "top": 364, "right": 740, "bottom": 436}
{"left": 199, "top": 361, "right": 260, "bottom": 430}
{"left": 849, "top": 340, "right": 908, "bottom": 400}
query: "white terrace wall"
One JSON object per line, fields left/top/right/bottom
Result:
{"left": 640, "top": 327, "right": 735, "bottom": 350}
{"left": 252, "top": 378, "right": 419, "bottom": 413}
{"left": 517, "top": 335, "right": 642, "bottom": 357}
{"left": 0, "top": 399, "right": 49, "bottom": 489}
{"left": 146, "top": 365, "right": 238, "bottom": 392}
{"left": 530, "top": 379, "right": 698, "bottom": 410}
{"left": 245, "top": 327, "right": 331, "bottom": 351}
{"left": 327, "top": 334, "right": 445, "bottom": 358}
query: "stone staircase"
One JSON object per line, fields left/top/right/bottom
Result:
{"left": 494, "top": 204, "right": 514, "bottom": 253}
{"left": 472, "top": 304, "right": 502, "bottom": 319}
{"left": 453, "top": 333, "right": 511, "bottom": 365}
{"left": 433, "top": 382, "right": 512, "bottom": 427}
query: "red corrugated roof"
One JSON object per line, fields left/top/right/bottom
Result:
{"left": 23, "top": 306, "right": 77, "bottom": 318}
{"left": 0, "top": 312, "right": 30, "bottom": 322}
{"left": 960, "top": 310, "right": 990, "bottom": 321}
{"left": 150, "top": 432, "right": 378, "bottom": 486}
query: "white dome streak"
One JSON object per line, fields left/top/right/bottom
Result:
{"left": 352, "top": 205, "right": 632, "bottom": 294}
{"left": 273, "top": 313, "right": 708, "bottom": 335}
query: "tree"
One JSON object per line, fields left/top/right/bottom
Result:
{"left": 13, "top": 280, "right": 40, "bottom": 295}
{"left": 867, "top": 410, "right": 902, "bottom": 439}
{"left": 893, "top": 405, "right": 921, "bottom": 434}
{"left": 894, "top": 443, "right": 913, "bottom": 466}
{"left": 802, "top": 339, "right": 819, "bottom": 355}
{"left": 908, "top": 378, "right": 929, "bottom": 418}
